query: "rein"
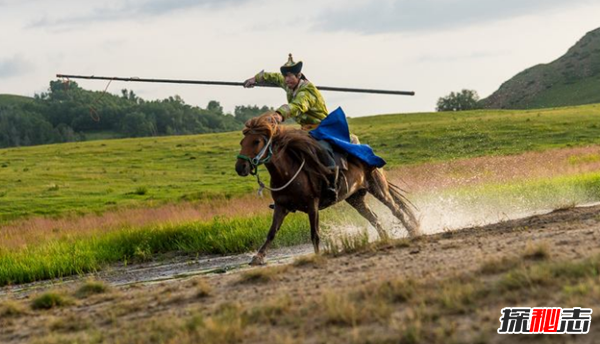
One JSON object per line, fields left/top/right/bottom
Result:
{"left": 255, "top": 158, "right": 305, "bottom": 197}
{"left": 237, "top": 130, "right": 305, "bottom": 196}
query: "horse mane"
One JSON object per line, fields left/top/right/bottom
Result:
{"left": 244, "top": 113, "right": 331, "bottom": 186}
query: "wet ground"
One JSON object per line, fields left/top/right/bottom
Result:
{"left": 0, "top": 244, "right": 314, "bottom": 299}
{"left": 2, "top": 203, "right": 600, "bottom": 343}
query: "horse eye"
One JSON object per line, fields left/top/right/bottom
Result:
{"left": 253, "top": 140, "right": 260, "bottom": 145}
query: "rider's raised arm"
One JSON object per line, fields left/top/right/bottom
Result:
{"left": 255, "top": 71, "right": 286, "bottom": 89}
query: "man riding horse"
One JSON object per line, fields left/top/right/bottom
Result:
{"left": 244, "top": 54, "right": 339, "bottom": 201}
{"left": 238, "top": 55, "right": 420, "bottom": 265}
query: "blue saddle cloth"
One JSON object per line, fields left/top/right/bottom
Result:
{"left": 309, "top": 107, "right": 386, "bottom": 168}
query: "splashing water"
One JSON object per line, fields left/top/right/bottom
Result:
{"left": 324, "top": 147, "right": 600, "bottom": 239}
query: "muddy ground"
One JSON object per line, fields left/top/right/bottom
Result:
{"left": 2, "top": 203, "right": 600, "bottom": 343}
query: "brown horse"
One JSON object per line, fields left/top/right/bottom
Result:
{"left": 235, "top": 113, "right": 420, "bottom": 265}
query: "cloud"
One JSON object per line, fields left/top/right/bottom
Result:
{"left": 29, "top": 0, "right": 252, "bottom": 29}
{"left": 0, "top": 55, "right": 33, "bottom": 78}
{"left": 314, "top": 0, "right": 594, "bottom": 34}
{"left": 413, "top": 50, "right": 510, "bottom": 64}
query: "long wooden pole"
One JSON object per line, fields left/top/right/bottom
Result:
{"left": 56, "top": 74, "right": 415, "bottom": 96}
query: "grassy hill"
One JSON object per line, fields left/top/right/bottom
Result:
{"left": 482, "top": 27, "right": 600, "bottom": 109}
{"left": 0, "top": 94, "right": 35, "bottom": 107}
{"left": 2, "top": 103, "right": 600, "bottom": 222}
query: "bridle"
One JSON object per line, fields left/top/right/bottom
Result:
{"left": 236, "top": 133, "right": 274, "bottom": 176}
{"left": 237, "top": 130, "right": 305, "bottom": 196}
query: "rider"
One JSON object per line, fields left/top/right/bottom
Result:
{"left": 244, "top": 54, "right": 338, "bottom": 201}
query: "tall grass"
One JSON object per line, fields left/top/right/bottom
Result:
{"left": 0, "top": 213, "right": 310, "bottom": 286}
{"left": 0, "top": 195, "right": 273, "bottom": 250}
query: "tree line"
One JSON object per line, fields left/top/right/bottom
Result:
{"left": 0, "top": 80, "right": 271, "bottom": 148}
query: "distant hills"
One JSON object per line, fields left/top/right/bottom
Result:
{"left": 482, "top": 27, "right": 600, "bottom": 109}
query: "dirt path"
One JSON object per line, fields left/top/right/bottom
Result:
{"left": 2, "top": 204, "right": 600, "bottom": 343}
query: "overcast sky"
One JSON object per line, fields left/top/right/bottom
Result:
{"left": 1, "top": 0, "right": 599, "bottom": 117}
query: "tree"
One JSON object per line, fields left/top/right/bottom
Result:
{"left": 234, "top": 105, "right": 272, "bottom": 123}
{"left": 207, "top": 100, "right": 223, "bottom": 115}
{"left": 436, "top": 89, "right": 481, "bottom": 112}
{"left": 120, "top": 112, "right": 155, "bottom": 137}
{"left": 0, "top": 79, "right": 270, "bottom": 148}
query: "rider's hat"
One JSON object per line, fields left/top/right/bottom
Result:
{"left": 280, "top": 54, "right": 303, "bottom": 75}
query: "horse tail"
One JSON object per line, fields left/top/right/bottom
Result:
{"left": 373, "top": 169, "right": 421, "bottom": 233}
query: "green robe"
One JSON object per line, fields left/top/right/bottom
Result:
{"left": 255, "top": 72, "right": 329, "bottom": 128}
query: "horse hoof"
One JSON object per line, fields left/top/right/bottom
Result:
{"left": 249, "top": 255, "right": 266, "bottom": 266}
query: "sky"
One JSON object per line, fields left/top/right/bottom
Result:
{"left": 1, "top": 0, "right": 599, "bottom": 117}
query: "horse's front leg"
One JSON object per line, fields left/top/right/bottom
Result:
{"left": 250, "top": 205, "right": 289, "bottom": 266}
{"left": 308, "top": 198, "right": 320, "bottom": 254}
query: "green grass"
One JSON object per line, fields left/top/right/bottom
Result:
{"left": 0, "top": 133, "right": 257, "bottom": 222}
{"left": 0, "top": 213, "right": 311, "bottom": 286}
{"left": 0, "top": 94, "right": 35, "bottom": 107}
{"left": 2, "top": 103, "right": 600, "bottom": 222}
{"left": 349, "top": 103, "right": 600, "bottom": 166}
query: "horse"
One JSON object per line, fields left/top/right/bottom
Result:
{"left": 235, "top": 113, "right": 420, "bottom": 265}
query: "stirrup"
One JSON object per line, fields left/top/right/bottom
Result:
{"left": 331, "top": 166, "right": 339, "bottom": 187}
{"left": 326, "top": 166, "right": 339, "bottom": 201}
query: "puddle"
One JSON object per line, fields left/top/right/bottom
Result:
{"left": 0, "top": 244, "right": 313, "bottom": 298}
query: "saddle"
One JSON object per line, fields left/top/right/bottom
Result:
{"left": 319, "top": 133, "right": 359, "bottom": 172}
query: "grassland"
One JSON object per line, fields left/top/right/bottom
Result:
{"left": 0, "top": 133, "right": 255, "bottom": 222}
{"left": 351, "top": 103, "right": 600, "bottom": 165}
{"left": 2, "top": 103, "right": 600, "bottom": 222}
{"left": 3, "top": 103, "right": 600, "bottom": 285}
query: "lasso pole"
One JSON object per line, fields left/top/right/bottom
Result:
{"left": 56, "top": 74, "right": 415, "bottom": 96}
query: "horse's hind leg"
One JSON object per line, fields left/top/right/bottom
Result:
{"left": 250, "top": 205, "right": 289, "bottom": 266}
{"left": 308, "top": 198, "right": 321, "bottom": 253}
{"left": 346, "top": 190, "right": 389, "bottom": 240}
{"left": 368, "top": 169, "right": 421, "bottom": 238}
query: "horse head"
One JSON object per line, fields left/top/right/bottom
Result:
{"left": 236, "top": 112, "right": 280, "bottom": 177}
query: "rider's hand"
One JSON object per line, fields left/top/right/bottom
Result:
{"left": 272, "top": 112, "right": 283, "bottom": 123}
{"left": 244, "top": 77, "right": 257, "bottom": 88}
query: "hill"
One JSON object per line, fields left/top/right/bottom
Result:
{"left": 0, "top": 94, "right": 35, "bottom": 107}
{"left": 482, "top": 27, "right": 600, "bottom": 109}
